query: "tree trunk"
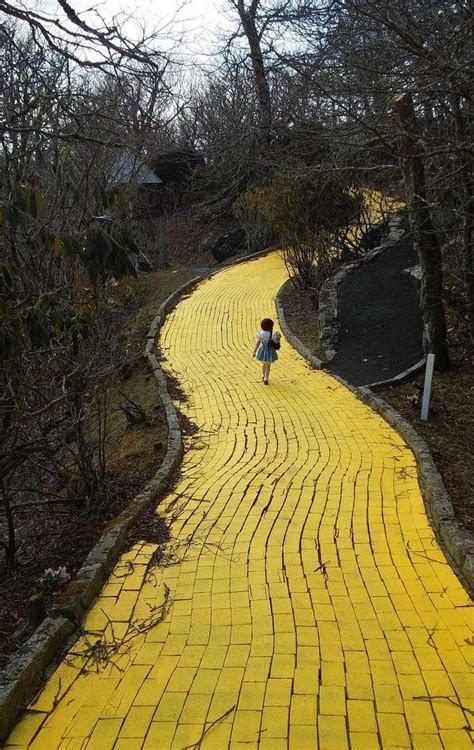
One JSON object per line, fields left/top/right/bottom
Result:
{"left": 1, "top": 479, "right": 16, "bottom": 569}
{"left": 392, "top": 93, "right": 450, "bottom": 371}
{"left": 453, "top": 95, "right": 474, "bottom": 352}
{"left": 463, "top": 183, "right": 474, "bottom": 352}
{"left": 237, "top": 0, "right": 272, "bottom": 143}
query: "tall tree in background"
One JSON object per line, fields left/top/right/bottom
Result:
{"left": 392, "top": 93, "right": 450, "bottom": 370}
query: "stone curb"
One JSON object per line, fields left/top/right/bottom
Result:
{"left": 318, "top": 215, "right": 405, "bottom": 362}
{"left": 275, "top": 279, "right": 323, "bottom": 369}
{"left": 0, "top": 617, "right": 76, "bottom": 741}
{"left": 276, "top": 291, "right": 473, "bottom": 596}
{"left": 356, "top": 385, "right": 474, "bottom": 598}
{"left": 0, "top": 244, "right": 281, "bottom": 743}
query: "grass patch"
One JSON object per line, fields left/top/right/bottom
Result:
{"left": 98, "top": 268, "right": 196, "bottom": 480}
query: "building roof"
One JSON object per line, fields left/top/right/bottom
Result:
{"left": 107, "top": 151, "right": 162, "bottom": 186}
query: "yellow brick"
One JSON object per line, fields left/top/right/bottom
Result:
{"left": 120, "top": 706, "right": 155, "bottom": 738}
{"left": 231, "top": 710, "right": 261, "bottom": 743}
{"left": 320, "top": 661, "right": 345, "bottom": 687}
{"left": 180, "top": 693, "right": 212, "bottom": 725}
{"left": 260, "top": 738, "right": 288, "bottom": 750}
{"left": 264, "top": 678, "right": 292, "bottom": 706}
{"left": 347, "top": 699, "right": 377, "bottom": 732}
{"left": 64, "top": 706, "right": 103, "bottom": 737}
{"left": 171, "top": 723, "right": 203, "bottom": 750}
{"left": 166, "top": 667, "right": 197, "bottom": 692}
{"left": 289, "top": 724, "right": 318, "bottom": 749}
{"left": 319, "top": 685, "right": 346, "bottom": 716}
{"left": 207, "top": 693, "right": 238, "bottom": 724}
{"left": 293, "top": 665, "right": 318, "bottom": 695}
{"left": 28, "top": 726, "right": 64, "bottom": 750}
{"left": 261, "top": 706, "right": 289, "bottom": 738}
{"left": 404, "top": 699, "right": 438, "bottom": 734}
{"left": 270, "top": 653, "right": 295, "bottom": 678}
{"left": 350, "top": 732, "right": 380, "bottom": 750}
{"left": 200, "top": 645, "right": 227, "bottom": 670}
{"left": 377, "top": 713, "right": 411, "bottom": 747}
{"left": 199, "top": 721, "right": 232, "bottom": 749}
{"left": 346, "top": 671, "right": 373, "bottom": 700}
{"left": 244, "top": 657, "right": 271, "bottom": 682}
{"left": 440, "top": 729, "right": 474, "bottom": 749}
{"left": 374, "top": 683, "right": 403, "bottom": 713}
{"left": 115, "top": 740, "right": 143, "bottom": 750}
{"left": 87, "top": 718, "right": 122, "bottom": 749}
{"left": 290, "top": 693, "right": 317, "bottom": 725}
{"left": 238, "top": 681, "right": 266, "bottom": 711}
{"left": 153, "top": 692, "right": 186, "bottom": 722}
{"left": 224, "top": 644, "right": 250, "bottom": 667}
{"left": 215, "top": 667, "right": 245, "bottom": 693}
{"left": 432, "top": 698, "right": 470, "bottom": 729}
{"left": 318, "top": 714, "right": 348, "bottom": 749}
{"left": 450, "top": 670, "right": 474, "bottom": 700}
{"left": 178, "top": 645, "right": 205, "bottom": 668}
{"left": 5, "top": 713, "right": 47, "bottom": 745}
{"left": 412, "top": 734, "right": 444, "bottom": 750}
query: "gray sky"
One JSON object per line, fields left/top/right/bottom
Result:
{"left": 43, "top": 0, "right": 227, "bottom": 54}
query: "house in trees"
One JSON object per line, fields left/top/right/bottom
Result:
{"left": 107, "top": 148, "right": 204, "bottom": 207}
{"left": 107, "top": 150, "right": 163, "bottom": 189}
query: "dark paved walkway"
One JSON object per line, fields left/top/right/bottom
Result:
{"left": 328, "top": 229, "right": 424, "bottom": 386}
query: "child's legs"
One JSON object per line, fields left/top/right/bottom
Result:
{"left": 263, "top": 362, "right": 271, "bottom": 379}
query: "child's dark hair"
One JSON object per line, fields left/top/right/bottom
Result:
{"left": 261, "top": 318, "right": 274, "bottom": 331}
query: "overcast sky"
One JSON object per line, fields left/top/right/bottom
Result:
{"left": 43, "top": 0, "right": 228, "bottom": 56}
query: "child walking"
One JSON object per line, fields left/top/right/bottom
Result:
{"left": 253, "top": 318, "right": 281, "bottom": 385}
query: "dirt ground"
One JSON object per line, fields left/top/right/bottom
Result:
{"left": 0, "top": 267, "right": 195, "bottom": 668}
{"left": 279, "top": 280, "right": 323, "bottom": 358}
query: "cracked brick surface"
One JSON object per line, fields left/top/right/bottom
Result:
{"left": 5, "top": 252, "right": 473, "bottom": 750}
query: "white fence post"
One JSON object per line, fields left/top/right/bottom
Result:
{"left": 420, "top": 353, "right": 435, "bottom": 421}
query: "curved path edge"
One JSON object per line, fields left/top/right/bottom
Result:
{"left": 275, "top": 279, "right": 324, "bottom": 370}
{"left": 0, "top": 246, "right": 277, "bottom": 743}
{"left": 275, "top": 296, "right": 474, "bottom": 600}
{"left": 0, "top": 294, "right": 185, "bottom": 744}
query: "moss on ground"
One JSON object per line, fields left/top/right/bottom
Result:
{"left": 100, "top": 269, "right": 196, "bottom": 479}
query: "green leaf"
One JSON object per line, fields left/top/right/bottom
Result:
{"left": 29, "top": 189, "right": 45, "bottom": 219}
{"left": 53, "top": 234, "right": 62, "bottom": 256}
{"left": 114, "top": 186, "right": 128, "bottom": 210}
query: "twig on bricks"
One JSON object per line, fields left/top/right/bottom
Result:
{"left": 182, "top": 705, "right": 236, "bottom": 749}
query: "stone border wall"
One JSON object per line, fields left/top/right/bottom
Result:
{"left": 275, "top": 304, "right": 474, "bottom": 598}
{"left": 0, "top": 245, "right": 277, "bottom": 742}
{"left": 356, "top": 385, "right": 474, "bottom": 597}
{"left": 275, "top": 279, "right": 324, "bottom": 369}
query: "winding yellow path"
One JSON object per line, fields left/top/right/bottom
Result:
{"left": 6, "top": 252, "right": 473, "bottom": 750}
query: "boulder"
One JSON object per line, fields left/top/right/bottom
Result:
{"left": 360, "top": 219, "right": 389, "bottom": 251}
{"left": 211, "top": 229, "right": 246, "bottom": 263}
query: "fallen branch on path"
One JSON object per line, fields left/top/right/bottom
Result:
{"left": 182, "top": 705, "right": 236, "bottom": 749}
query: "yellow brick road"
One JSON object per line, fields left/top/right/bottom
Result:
{"left": 6, "top": 252, "right": 473, "bottom": 750}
